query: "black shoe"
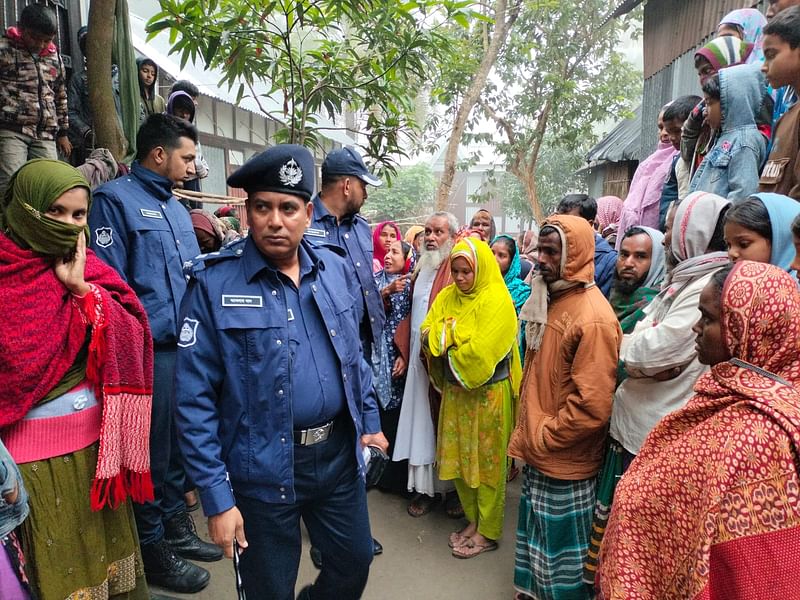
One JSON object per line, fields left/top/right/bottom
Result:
{"left": 309, "top": 545, "right": 323, "bottom": 570}
{"left": 141, "top": 539, "right": 210, "bottom": 594}
{"left": 372, "top": 537, "right": 383, "bottom": 556}
{"left": 164, "top": 511, "right": 224, "bottom": 562}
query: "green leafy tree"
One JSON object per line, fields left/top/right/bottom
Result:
{"left": 478, "top": 0, "right": 641, "bottom": 221}
{"left": 147, "top": 0, "right": 474, "bottom": 174}
{"left": 362, "top": 163, "right": 435, "bottom": 223}
{"left": 426, "top": 0, "right": 641, "bottom": 220}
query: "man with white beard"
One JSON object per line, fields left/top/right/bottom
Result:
{"left": 394, "top": 211, "right": 464, "bottom": 519}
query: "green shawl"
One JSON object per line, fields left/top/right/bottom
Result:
{"left": 0, "top": 159, "right": 91, "bottom": 257}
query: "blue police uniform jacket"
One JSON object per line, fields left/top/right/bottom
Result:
{"left": 88, "top": 161, "right": 201, "bottom": 345}
{"left": 305, "top": 194, "right": 385, "bottom": 353}
{"left": 173, "top": 236, "right": 382, "bottom": 517}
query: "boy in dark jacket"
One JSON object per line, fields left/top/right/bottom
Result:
{"left": 0, "top": 4, "right": 71, "bottom": 196}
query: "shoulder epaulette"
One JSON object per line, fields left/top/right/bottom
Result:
{"left": 183, "top": 239, "right": 246, "bottom": 276}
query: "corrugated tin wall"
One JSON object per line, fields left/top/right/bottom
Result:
{"left": 640, "top": 0, "right": 767, "bottom": 156}
{"left": 643, "top": 0, "right": 761, "bottom": 78}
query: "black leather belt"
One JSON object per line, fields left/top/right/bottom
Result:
{"left": 293, "top": 419, "right": 335, "bottom": 446}
{"left": 444, "top": 355, "right": 511, "bottom": 386}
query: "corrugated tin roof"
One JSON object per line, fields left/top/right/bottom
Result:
{"left": 585, "top": 105, "right": 642, "bottom": 165}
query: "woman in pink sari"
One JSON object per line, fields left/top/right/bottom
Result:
{"left": 615, "top": 107, "right": 677, "bottom": 248}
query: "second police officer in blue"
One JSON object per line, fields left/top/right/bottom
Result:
{"left": 174, "top": 144, "right": 389, "bottom": 600}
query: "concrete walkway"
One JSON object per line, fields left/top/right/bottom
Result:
{"left": 155, "top": 478, "right": 521, "bottom": 599}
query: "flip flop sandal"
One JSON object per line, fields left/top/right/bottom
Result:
{"left": 407, "top": 493, "right": 440, "bottom": 518}
{"left": 452, "top": 539, "right": 498, "bottom": 559}
{"left": 448, "top": 530, "right": 471, "bottom": 548}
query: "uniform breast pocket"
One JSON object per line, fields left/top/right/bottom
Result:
{"left": 328, "top": 292, "right": 360, "bottom": 363}
{"left": 132, "top": 219, "right": 173, "bottom": 271}
{"left": 217, "top": 308, "right": 283, "bottom": 359}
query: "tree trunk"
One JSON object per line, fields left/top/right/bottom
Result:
{"left": 87, "top": 0, "right": 127, "bottom": 160}
{"left": 521, "top": 168, "right": 543, "bottom": 224}
{"left": 435, "top": 0, "right": 519, "bottom": 210}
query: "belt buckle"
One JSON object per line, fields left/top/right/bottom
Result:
{"left": 311, "top": 426, "right": 327, "bottom": 444}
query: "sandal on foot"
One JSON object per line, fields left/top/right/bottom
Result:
{"left": 407, "top": 493, "right": 439, "bottom": 518}
{"left": 452, "top": 539, "right": 498, "bottom": 559}
{"left": 444, "top": 492, "right": 465, "bottom": 519}
{"left": 507, "top": 464, "right": 520, "bottom": 482}
{"left": 448, "top": 529, "right": 471, "bottom": 549}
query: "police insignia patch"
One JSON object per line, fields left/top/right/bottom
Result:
{"left": 95, "top": 227, "right": 113, "bottom": 248}
{"left": 278, "top": 158, "right": 303, "bottom": 187}
{"left": 177, "top": 318, "right": 199, "bottom": 348}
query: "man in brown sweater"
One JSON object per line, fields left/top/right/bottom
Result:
{"left": 508, "top": 214, "right": 621, "bottom": 600}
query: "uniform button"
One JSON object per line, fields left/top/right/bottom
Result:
{"left": 236, "top": 249, "right": 243, "bottom": 255}
{"left": 272, "top": 290, "right": 277, "bottom": 296}
{"left": 280, "top": 486, "right": 285, "bottom": 492}
{"left": 281, "top": 437, "right": 286, "bottom": 443}
{"left": 312, "top": 285, "right": 317, "bottom": 292}
{"left": 276, "top": 339, "right": 282, "bottom": 346}
{"left": 370, "top": 317, "right": 375, "bottom": 322}
{"left": 356, "top": 262, "right": 361, "bottom": 267}
{"left": 176, "top": 239, "right": 181, "bottom": 245}
{"left": 343, "top": 373, "right": 347, "bottom": 380}
{"left": 277, "top": 389, "right": 284, "bottom": 396}
{"left": 281, "top": 494, "right": 286, "bottom": 500}
{"left": 364, "top": 290, "right": 369, "bottom": 296}
{"left": 344, "top": 233, "right": 350, "bottom": 239}
{"left": 161, "top": 204, "right": 166, "bottom": 209}
{"left": 330, "top": 329, "right": 336, "bottom": 337}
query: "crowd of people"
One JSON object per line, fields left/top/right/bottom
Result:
{"left": 3, "top": 1, "right": 800, "bottom": 600}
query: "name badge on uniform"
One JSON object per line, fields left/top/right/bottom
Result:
{"left": 140, "top": 208, "right": 164, "bottom": 219}
{"left": 305, "top": 228, "right": 327, "bottom": 238}
{"left": 287, "top": 308, "right": 295, "bottom": 322}
{"left": 222, "top": 295, "right": 264, "bottom": 308}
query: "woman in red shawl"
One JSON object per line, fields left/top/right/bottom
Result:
{"left": 372, "top": 220, "right": 401, "bottom": 273}
{"left": 0, "top": 159, "right": 153, "bottom": 599}
{"left": 597, "top": 261, "right": 800, "bottom": 598}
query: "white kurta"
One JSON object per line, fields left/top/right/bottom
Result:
{"left": 393, "top": 266, "right": 440, "bottom": 496}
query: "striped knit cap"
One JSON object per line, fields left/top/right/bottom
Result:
{"left": 695, "top": 36, "right": 753, "bottom": 74}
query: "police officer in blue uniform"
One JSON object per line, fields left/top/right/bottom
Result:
{"left": 88, "top": 113, "right": 220, "bottom": 595}
{"left": 306, "top": 148, "right": 385, "bottom": 358}
{"left": 174, "top": 144, "right": 389, "bottom": 600}
{"left": 307, "top": 148, "right": 387, "bottom": 561}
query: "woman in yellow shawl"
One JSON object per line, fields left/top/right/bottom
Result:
{"left": 421, "top": 238, "right": 521, "bottom": 558}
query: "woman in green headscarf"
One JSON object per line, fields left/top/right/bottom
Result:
{"left": 421, "top": 238, "right": 521, "bottom": 559}
{"left": 0, "top": 159, "right": 153, "bottom": 599}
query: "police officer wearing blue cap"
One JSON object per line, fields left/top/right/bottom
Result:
{"left": 174, "top": 143, "right": 389, "bottom": 600}
{"left": 306, "top": 148, "right": 385, "bottom": 358}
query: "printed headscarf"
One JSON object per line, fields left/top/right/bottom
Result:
{"left": 750, "top": 193, "right": 800, "bottom": 273}
{"left": 190, "top": 209, "right": 225, "bottom": 247}
{"left": 0, "top": 159, "right": 91, "bottom": 257}
{"left": 694, "top": 36, "right": 753, "bottom": 78}
{"left": 491, "top": 234, "right": 531, "bottom": 313}
{"left": 719, "top": 8, "right": 767, "bottom": 65}
{"left": 372, "top": 220, "right": 401, "bottom": 271}
{"left": 421, "top": 238, "right": 521, "bottom": 392}
{"left": 596, "top": 196, "right": 624, "bottom": 234}
{"left": 597, "top": 261, "right": 800, "bottom": 599}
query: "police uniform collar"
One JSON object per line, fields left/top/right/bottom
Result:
{"left": 313, "top": 193, "right": 355, "bottom": 225}
{"left": 131, "top": 161, "right": 175, "bottom": 202}
{"left": 242, "top": 235, "right": 318, "bottom": 283}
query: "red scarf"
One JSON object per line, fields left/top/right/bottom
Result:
{"left": 0, "top": 233, "right": 153, "bottom": 510}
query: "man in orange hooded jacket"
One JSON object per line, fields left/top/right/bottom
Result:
{"left": 509, "top": 214, "right": 621, "bottom": 600}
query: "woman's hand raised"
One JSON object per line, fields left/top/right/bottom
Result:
{"left": 54, "top": 233, "right": 91, "bottom": 296}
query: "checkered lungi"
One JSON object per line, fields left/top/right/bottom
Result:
{"left": 514, "top": 465, "right": 596, "bottom": 600}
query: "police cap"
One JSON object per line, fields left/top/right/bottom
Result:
{"left": 227, "top": 144, "right": 315, "bottom": 200}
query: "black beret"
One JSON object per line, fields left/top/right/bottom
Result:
{"left": 227, "top": 144, "right": 315, "bottom": 200}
